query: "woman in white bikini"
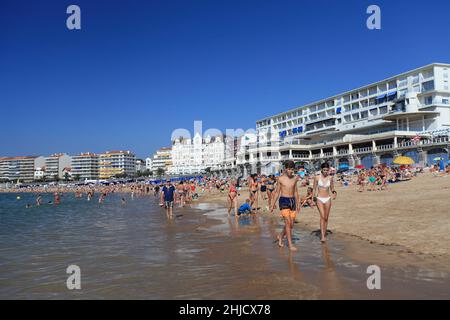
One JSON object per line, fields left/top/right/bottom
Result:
{"left": 313, "top": 163, "right": 337, "bottom": 243}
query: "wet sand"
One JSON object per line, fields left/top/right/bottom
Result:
{"left": 204, "top": 173, "right": 450, "bottom": 264}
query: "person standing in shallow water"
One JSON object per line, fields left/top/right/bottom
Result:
{"left": 161, "top": 180, "right": 176, "bottom": 219}
{"left": 54, "top": 192, "right": 60, "bottom": 205}
{"left": 313, "top": 162, "right": 337, "bottom": 243}
{"left": 271, "top": 160, "right": 301, "bottom": 251}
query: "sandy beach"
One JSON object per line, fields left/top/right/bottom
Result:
{"left": 200, "top": 173, "right": 450, "bottom": 261}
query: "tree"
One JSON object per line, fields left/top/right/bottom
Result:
{"left": 205, "top": 167, "right": 212, "bottom": 176}
{"left": 156, "top": 168, "right": 165, "bottom": 179}
{"left": 73, "top": 174, "right": 81, "bottom": 181}
{"left": 64, "top": 172, "right": 70, "bottom": 182}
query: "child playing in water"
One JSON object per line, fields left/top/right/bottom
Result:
{"left": 271, "top": 160, "right": 301, "bottom": 251}
{"left": 237, "top": 199, "right": 253, "bottom": 216}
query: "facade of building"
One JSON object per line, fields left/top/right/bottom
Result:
{"left": 171, "top": 133, "right": 226, "bottom": 175}
{"left": 44, "top": 153, "right": 72, "bottom": 180}
{"left": 136, "top": 159, "right": 145, "bottom": 173}
{"left": 98, "top": 150, "right": 136, "bottom": 179}
{"left": 71, "top": 153, "right": 99, "bottom": 180}
{"left": 149, "top": 147, "right": 173, "bottom": 175}
{"left": 227, "top": 63, "right": 450, "bottom": 176}
{"left": 145, "top": 158, "right": 153, "bottom": 171}
{"left": 34, "top": 167, "right": 45, "bottom": 180}
{"left": 0, "top": 156, "right": 45, "bottom": 182}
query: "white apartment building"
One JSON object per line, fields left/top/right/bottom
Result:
{"left": 44, "top": 153, "right": 72, "bottom": 180}
{"left": 148, "top": 147, "right": 173, "bottom": 174}
{"left": 171, "top": 133, "right": 226, "bottom": 175}
{"left": 71, "top": 153, "right": 99, "bottom": 180}
{"left": 0, "top": 156, "right": 45, "bottom": 182}
{"left": 145, "top": 158, "right": 153, "bottom": 171}
{"left": 229, "top": 63, "right": 450, "bottom": 175}
{"left": 99, "top": 150, "right": 136, "bottom": 179}
{"left": 136, "top": 159, "right": 145, "bottom": 173}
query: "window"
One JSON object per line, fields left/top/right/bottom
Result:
{"left": 424, "top": 96, "right": 433, "bottom": 105}
{"left": 388, "top": 80, "right": 397, "bottom": 89}
{"left": 422, "top": 80, "right": 435, "bottom": 92}
{"left": 443, "top": 99, "right": 449, "bottom": 105}
{"left": 423, "top": 69, "right": 434, "bottom": 79}
{"left": 398, "top": 77, "right": 407, "bottom": 87}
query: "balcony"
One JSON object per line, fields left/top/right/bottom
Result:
{"left": 260, "top": 155, "right": 281, "bottom": 162}
{"left": 377, "top": 144, "right": 394, "bottom": 151}
{"left": 353, "top": 147, "right": 373, "bottom": 154}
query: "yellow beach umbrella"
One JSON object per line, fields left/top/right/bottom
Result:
{"left": 393, "top": 156, "right": 415, "bottom": 165}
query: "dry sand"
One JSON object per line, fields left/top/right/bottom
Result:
{"left": 199, "top": 173, "right": 450, "bottom": 259}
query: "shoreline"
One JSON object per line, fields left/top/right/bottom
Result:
{"left": 195, "top": 174, "right": 450, "bottom": 266}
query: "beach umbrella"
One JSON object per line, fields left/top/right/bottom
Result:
{"left": 393, "top": 156, "right": 415, "bottom": 165}
{"left": 339, "top": 163, "right": 349, "bottom": 169}
{"left": 433, "top": 157, "right": 443, "bottom": 161}
{"left": 355, "top": 165, "right": 365, "bottom": 169}
{"left": 447, "top": 159, "right": 450, "bottom": 164}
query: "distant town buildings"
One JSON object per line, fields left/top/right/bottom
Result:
{"left": 71, "top": 152, "right": 99, "bottom": 180}
{"left": 147, "top": 147, "right": 173, "bottom": 175}
{"left": 2, "top": 63, "right": 449, "bottom": 182}
{"left": 99, "top": 150, "right": 136, "bottom": 179}
{"left": 135, "top": 159, "right": 145, "bottom": 173}
{"left": 44, "top": 153, "right": 72, "bottom": 180}
{"left": 0, "top": 156, "right": 45, "bottom": 182}
{"left": 171, "top": 133, "right": 227, "bottom": 175}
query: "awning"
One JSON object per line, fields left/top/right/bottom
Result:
{"left": 387, "top": 91, "right": 397, "bottom": 97}
{"left": 377, "top": 94, "right": 387, "bottom": 99}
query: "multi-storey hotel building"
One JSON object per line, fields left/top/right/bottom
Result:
{"left": 71, "top": 153, "right": 99, "bottom": 180}
{"left": 171, "top": 134, "right": 226, "bottom": 175}
{"left": 98, "top": 150, "right": 136, "bottom": 179}
{"left": 232, "top": 63, "right": 450, "bottom": 175}
{"left": 0, "top": 156, "right": 45, "bottom": 182}
{"left": 44, "top": 153, "right": 72, "bottom": 180}
{"left": 147, "top": 147, "right": 173, "bottom": 174}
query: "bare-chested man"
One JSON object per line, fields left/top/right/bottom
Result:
{"left": 271, "top": 160, "right": 301, "bottom": 251}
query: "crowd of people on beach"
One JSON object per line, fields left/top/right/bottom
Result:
{"left": 3, "top": 159, "right": 449, "bottom": 251}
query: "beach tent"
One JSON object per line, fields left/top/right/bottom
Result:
{"left": 355, "top": 165, "right": 365, "bottom": 169}
{"left": 393, "top": 156, "right": 415, "bottom": 165}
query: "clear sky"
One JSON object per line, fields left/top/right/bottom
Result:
{"left": 1, "top": 0, "right": 450, "bottom": 159}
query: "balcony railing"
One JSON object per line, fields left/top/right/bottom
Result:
{"left": 353, "top": 147, "right": 373, "bottom": 154}
{"left": 377, "top": 144, "right": 394, "bottom": 151}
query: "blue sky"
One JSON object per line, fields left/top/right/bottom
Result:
{"left": 1, "top": 0, "right": 450, "bottom": 158}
